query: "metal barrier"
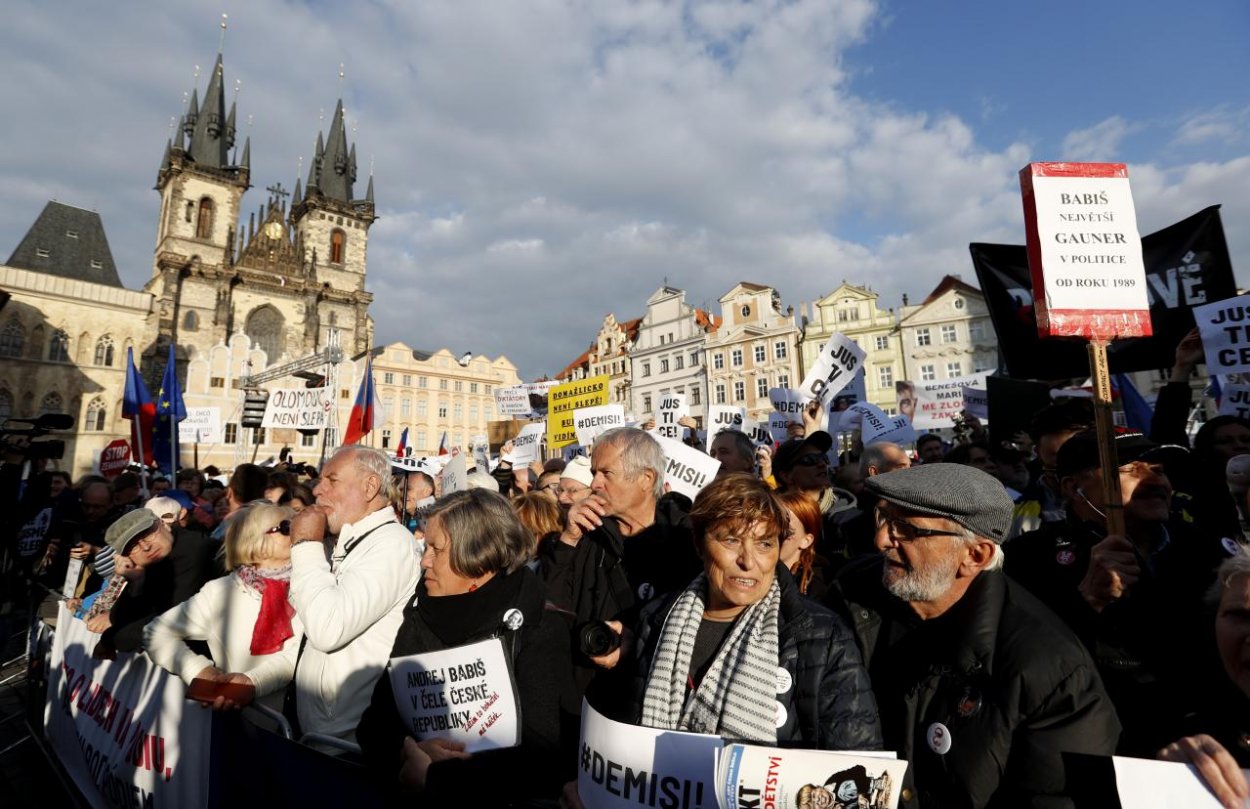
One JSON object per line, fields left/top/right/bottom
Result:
{"left": 242, "top": 702, "right": 292, "bottom": 739}
{"left": 298, "top": 732, "right": 364, "bottom": 757}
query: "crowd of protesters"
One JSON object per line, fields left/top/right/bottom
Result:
{"left": 4, "top": 332, "right": 1250, "bottom": 808}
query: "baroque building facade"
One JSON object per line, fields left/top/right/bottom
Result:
{"left": 799, "top": 282, "right": 904, "bottom": 415}
{"left": 896, "top": 275, "right": 997, "bottom": 390}
{"left": 704, "top": 282, "right": 800, "bottom": 424}
{"left": 628, "top": 286, "right": 720, "bottom": 423}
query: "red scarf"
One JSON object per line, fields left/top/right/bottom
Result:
{"left": 237, "top": 566, "right": 295, "bottom": 655}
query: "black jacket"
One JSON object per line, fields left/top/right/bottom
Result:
{"left": 539, "top": 493, "right": 702, "bottom": 690}
{"left": 830, "top": 558, "right": 1121, "bottom": 809}
{"left": 601, "top": 565, "right": 882, "bottom": 751}
{"left": 103, "top": 526, "right": 216, "bottom": 653}
{"left": 356, "top": 567, "right": 577, "bottom": 807}
{"left": 1004, "top": 513, "right": 1232, "bottom": 754}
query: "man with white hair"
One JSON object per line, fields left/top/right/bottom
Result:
{"left": 829, "top": 463, "right": 1119, "bottom": 808}
{"left": 288, "top": 445, "right": 422, "bottom": 744}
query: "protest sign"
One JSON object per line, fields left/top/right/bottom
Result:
{"left": 897, "top": 374, "right": 989, "bottom": 430}
{"left": 493, "top": 385, "right": 532, "bottom": 417}
{"left": 654, "top": 394, "right": 689, "bottom": 440}
{"left": 716, "top": 744, "right": 907, "bottom": 809}
{"left": 1111, "top": 755, "right": 1248, "bottom": 809}
{"left": 99, "top": 438, "right": 131, "bottom": 478}
{"left": 577, "top": 699, "right": 722, "bottom": 809}
{"left": 1194, "top": 294, "right": 1250, "bottom": 376}
{"left": 261, "top": 387, "right": 332, "bottom": 430}
{"left": 768, "top": 388, "right": 808, "bottom": 442}
{"left": 742, "top": 418, "right": 773, "bottom": 446}
{"left": 1019, "top": 162, "right": 1151, "bottom": 340}
{"left": 799, "top": 332, "right": 867, "bottom": 406}
{"left": 654, "top": 434, "right": 721, "bottom": 500}
{"left": 837, "top": 401, "right": 882, "bottom": 433}
{"left": 972, "top": 206, "right": 1235, "bottom": 378}
{"left": 388, "top": 637, "right": 519, "bottom": 754}
{"left": 962, "top": 388, "right": 988, "bottom": 420}
{"left": 574, "top": 404, "right": 625, "bottom": 448}
{"left": 1218, "top": 383, "right": 1250, "bottom": 420}
{"left": 439, "top": 451, "right": 467, "bottom": 494}
{"left": 547, "top": 375, "right": 611, "bottom": 449}
{"left": 706, "top": 405, "right": 747, "bottom": 439}
{"left": 863, "top": 410, "right": 915, "bottom": 446}
{"left": 511, "top": 422, "right": 547, "bottom": 466}
{"left": 46, "top": 604, "right": 212, "bottom": 808}
{"left": 526, "top": 380, "right": 563, "bottom": 419}
{"left": 178, "top": 407, "right": 222, "bottom": 443}
{"left": 471, "top": 435, "right": 490, "bottom": 472}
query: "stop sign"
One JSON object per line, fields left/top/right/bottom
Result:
{"left": 100, "top": 439, "right": 131, "bottom": 479}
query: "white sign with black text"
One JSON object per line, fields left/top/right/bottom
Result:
{"left": 573, "top": 405, "right": 626, "bottom": 448}
{"left": 654, "top": 434, "right": 721, "bottom": 500}
{"left": 1194, "top": 294, "right": 1250, "bottom": 377}
{"left": 800, "top": 332, "right": 867, "bottom": 406}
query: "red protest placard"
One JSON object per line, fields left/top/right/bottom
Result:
{"left": 1019, "top": 162, "right": 1152, "bottom": 340}
{"left": 99, "top": 438, "right": 131, "bottom": 478}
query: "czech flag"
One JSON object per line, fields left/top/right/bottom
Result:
{"left": 121, "top": 347, "right": 156, "bottom": 466}
{"left": 396, "top": 426, "right": 409, "bottom": 457}
{"left": 438, "top": 431, "right": 449, "bottom": 456}
{"left": 343, "top": 356, "right": 380, "bottom": 445}
{"left": 152, "top": 343, "right": 188, "bottom": 475}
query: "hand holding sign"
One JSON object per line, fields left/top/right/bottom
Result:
{"left": 799, "top": 332, "right": 866, "bottom": 406}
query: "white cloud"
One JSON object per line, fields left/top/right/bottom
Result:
{"left": 0, "top": 0, "right": 1246, "bottom": 379}
{"left": 1172, "top": 106, "right": 1249, "bottom": 147}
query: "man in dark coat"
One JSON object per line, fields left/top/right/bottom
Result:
{"left": 829, "top": 463, "right": 1120, "bottom": 809}
{"left": 1005, "top": 429, "right": 1235, "bottom": 755}
{"left": 539, "top": 428, "right": 701, "bottom": 691}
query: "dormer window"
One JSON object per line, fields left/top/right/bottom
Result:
{"left": 741, "top": 305, "right": 751, "bottom": 317}
{"left": 35, "top": 248, "right": 50, "bottom": 258}
{"left": 66, "top": 231, "right": 78, "bottom": 239}
{"left": 90, "top": 260, "right": 103, "bottom": 269}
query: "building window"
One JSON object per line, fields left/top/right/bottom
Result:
{"left": 66, "top": 230, "right": 78, "bottom": 239}
{"left": 38, "top": 392, "right": 63, "bottom": 416}
{"left": 946, "top": 361, "right": 963, "bottom": 378}
{"left": 416, "top": 430, "right": 427, "bottom": 449}
{"left": 777, "top": 374, "right": 789, "bottom": 389}
{"left": 756, "top": 377, "right": 769, "bottom": 398}
{"left": 401, "top": 398, "right": 411, "bottom": 417}
{"left": 733, "top": 381, "right": 746, "bottom": 402}
{"left": 183, "top": 310, "right": 199, "bottom": 331}
{"left": 954, "top": 297, "right": 965, "bottom": 310}
{"left": 470, "top": 383, "right": 479, "bottom": 393}
{"left": 713, "top": 353, "right": 724, "bottom": 370}
{"left": 973, "top": 357, "right": 995, "bottom": 374}
{"left": 47, "top": 330, "right": 70, "bottom": 362}
{"left": 674, "top": 355, "right": 683, "bottom": 370}
{"left": 642, "top": 362, "right": 651, "bottom": 377}
{"left": 0, "top": 320, "right": 25, "bottom": 358}
{"left": 454, "top": 381, "right": 463, "bottom": 392}
{"left": 419, "top": 376, "right": 428, "bottom": 388}
{"left": 969, "top": 320, "right": 987, "bottom": 341}
{"left": 93, "top": 336, "right": 115, "bottom": 367}
{"left": 402, "top": 374, "right": 412, "bottom": 386}
{"left": 690, "top": 351, "right": 699, "bottom": 366}
{"left": 469, "top": 405, "right": 478, "bottom": 421}
{"left": 90, "top": 260, "right": 103, "bottom": 270}
{"left": 301, "top": 433, "right": 317, "bottom": 447}
{"left": 245, "top": 305, "right": 285, "bottom": 362}
{"left": 185, "top": 201, "right": 195, "bottom": 222}
{"left": 774, "top": 341, "right": 788, "bottom": 360}
{"left": 210, "top": 376, "right": 224, "bottom": 388}
{"left": 251, "top": 427, "right": 266, "bottom": 445}
{"left": 341, "top": 389, "right": 350, "bottom": 399}
{"left": 920, "top": 364, "right": 936, "bottom": 382}
{"left": 417, "top": 400, "right": 428, "bottom": 417}
{"left": 438, "top": 404, "right": 448, "bottom": 419}
{"left": 731, "top": 349, "right": 743, "bottom": 367}
{"left": 439, "top": 379, "right": 448, "bottom": 390}
{"left": 383, "top": 372, "right": 395, "bottom": 384}
{"left": 85, "top": 398, "right": 106, "bottom": 431}
{"left": 941, "top": 325, "right": 957, "bottom": 343}
{"left": 715, "top": 384, "right": 726, "bottom": 404}
{"left": 484, "top": 384, "right": 492, "bottom": 394}
{"left": 642, "top": 394, "right": 652, "bottom": 412}
{"left": 660, "top": 358, "right": 669, "bottom": 374}
{"left": 196, "top": 197, "right": 214, "bottom": 239}
{"left": 877, "top": 366, "right": 894, "bottom": 388}
{"left": 838, "top": 307, "right": 859, "bottom": 323}
{"left": 874, "top": 335, "right": 889, "bottom": 351}
{"left": 454, "top": 403, "right": 463, "bottom": 420}
{"left": 915, "top": 328, "right": 931, "bottom": 347}
{"left": 690, "top": 386, "right": 700, "bottom": 405}
{"left": 224, "top": 423, "right": 238, "bottom": 444}
{"left": 329, "top": 229, "right": 346, "bottom": 264}
{"left": 753, "top": 344, "right": 766, "bottom": 363}
{"left": 485, "top": 405, "right": 493, "bottom": 420}
{"left": 381, "top": 429, "right": 391, "bottom": 449}
{"left": 35, "top": 248, "right": 50, "bottom": 259}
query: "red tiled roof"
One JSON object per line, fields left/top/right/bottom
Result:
{"left": 920, "top": 275, "right": 981, "bottom": 306}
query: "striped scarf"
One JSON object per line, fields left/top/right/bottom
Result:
{"left": 640, "top": 574, "right": 781, "bottom": 743}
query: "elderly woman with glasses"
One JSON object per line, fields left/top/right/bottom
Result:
{"left": 144, "top": 502, "right": 303, "bottom": 710}
{"left": 591, "top": 473, "right": 881, "bottom": 751}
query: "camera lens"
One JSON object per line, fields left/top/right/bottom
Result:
{"left": 578, "top": 621, "right": 621, "bottom": 658}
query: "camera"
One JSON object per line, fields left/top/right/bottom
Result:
{"left": 578, "top": 621, "right": 621, "bottom": 658}
{"left": 1, "top": 413, "right": 74, "bottom": 461}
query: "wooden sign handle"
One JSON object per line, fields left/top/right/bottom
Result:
{"left": 1087, "top": 340, "right": 1126, "bottom": 536}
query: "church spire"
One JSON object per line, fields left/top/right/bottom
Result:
{"left": 188, "top": 54, "right": 230, "bottom": 167}
{"left": 240, "top": 136, "right": 250, "bottom": 171}
{"left": 317, "top": 99, "right": 355, "bottom": 202}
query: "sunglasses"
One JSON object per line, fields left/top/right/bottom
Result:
{"left": 793, "top": 453, "right": 829, "bottom": 467}
{"left": 875, "top": 511, "right": 964, "bottom": 542}
{"left": 265, "top": 520, "right": 292, "bottom": 536}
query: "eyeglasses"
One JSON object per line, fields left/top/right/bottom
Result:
{"left": 266, "top": 520, "right": 292, "bottom": 536}
{"left": 793, "top": 453, "right": 829, "bottom": 467}
{"left": 540, "top": 483, "right": 561, "bottom": 493}
{"left": 875, "top": 511, "right": 964, "bottom": 542}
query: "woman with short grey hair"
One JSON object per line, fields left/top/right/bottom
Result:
{"left": 356, "top": 488, "right": 576, "bottom": 804}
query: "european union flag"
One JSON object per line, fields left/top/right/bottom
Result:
{"left": 152, "top": 343, "right": 187, "bottom": 475}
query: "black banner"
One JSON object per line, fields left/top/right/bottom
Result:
{"left": 971, "top": 205, "right": 1235, "bottom": 379}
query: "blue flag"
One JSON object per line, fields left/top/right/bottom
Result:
{"left": 152, "top": 343, "right": 187, "bottom": 474}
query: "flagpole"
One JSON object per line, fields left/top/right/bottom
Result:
{"left": 132, "top": 413, "right": 150, "bottom": 499}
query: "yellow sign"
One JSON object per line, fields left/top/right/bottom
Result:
{"left": 546, "top": 375, "right": 610, "bottom": 449}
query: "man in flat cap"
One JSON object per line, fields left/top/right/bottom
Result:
{"left": 828, "top": 463, "right": 1119, "bottom": 809}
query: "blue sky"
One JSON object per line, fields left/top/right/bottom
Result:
{"left": 1, "top": 0, "right": 1247, "bottom": 379}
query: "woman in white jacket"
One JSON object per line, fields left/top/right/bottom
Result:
{"left": 145, "top": 502, "right": 303, "bottom": 710}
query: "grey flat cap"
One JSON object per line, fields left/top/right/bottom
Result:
{"left": 104, "top": 508, "right": 161, "bottom": 555}
{"left": 864, "top": 463, "right": 1014, "bottom": 543}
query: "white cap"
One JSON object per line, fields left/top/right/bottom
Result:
{"left": 561, "top": 456, "right": 593, "bottom": 487}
